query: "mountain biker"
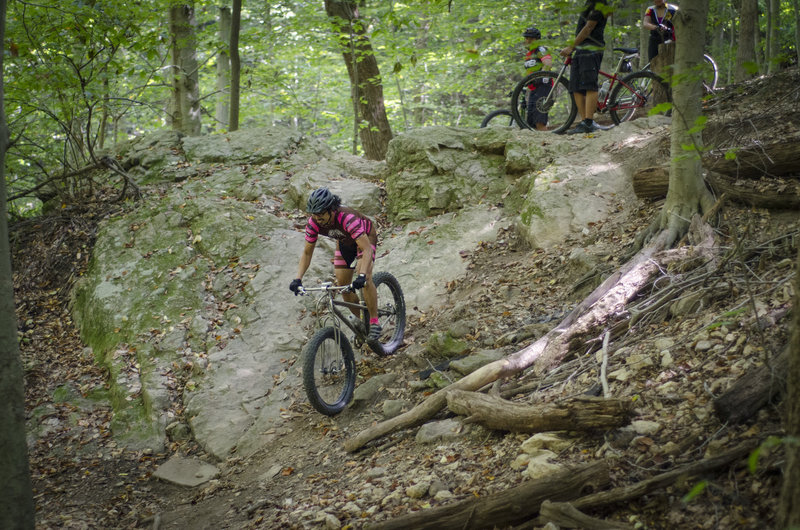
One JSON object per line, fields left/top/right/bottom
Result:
{"left": 522, "top": 26, "right": 553, "bottom": 131}
{"left": 643, "top": 1, "right": 678, "bottom": 62}
{"left": 559, "top": 0, "right": 611, "bottom": 134}
{"left": 289, "top": 187, "right": 382, "bottom": 340}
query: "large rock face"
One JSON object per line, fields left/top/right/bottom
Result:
{"left": 71, "top": 120, "right": 661, "bottom": 457}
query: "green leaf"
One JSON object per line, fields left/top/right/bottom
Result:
{"left": 724, "top": 149, "right": 738, "bottom": 161}
{"left": 681, "top": 480, "right": 707, "bottom": 503}
{"left": 647, "top": 102, "right": 673, "bottom": 116}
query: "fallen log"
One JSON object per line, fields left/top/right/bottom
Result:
{"left": 713, "top": 347, "right": 788, "bottom": 424}
{"left": 632, "top": 166, "right": 669, "bottom": 199}
{"left": 446, "top": 391, "right": 634, "bottom": 433}
{"left": 366, "top": 461, "right": 610, "bottom": 530}
{"left": 539, "top": 500, "right": 633, "bottom": 530}
{"left": 345, "top": 241, "right": 701, "bottom": 452}
{"left": 706, "top": 171, "right": 800, "bottom": 210}
{"left": 703, "top": 131, "right": 800, "bottom": 178}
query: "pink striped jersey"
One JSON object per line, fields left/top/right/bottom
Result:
{"left": 305, "top": 206, "right": 375, "bottom": 246}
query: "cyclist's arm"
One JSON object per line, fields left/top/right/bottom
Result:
{"left": 560, "top": 20, "right": 598, "bottom": 57}
{"left": 642, "top": 13, "right": 658, "bottom": 31}
{"left": 353, "top": 234, "right": 374, "bottom": 277}
{"left": 295, "top": 240, "right": 316, "bottom": 280}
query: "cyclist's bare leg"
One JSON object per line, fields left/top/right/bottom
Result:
{"left": 334, "top": 266, "right": 377, "bottom": 321}
{"left": 334, "top": 267, "right": 360, "bottom": 317}
{"left": 362, "top": 275, "right": 378, "bottom": 323}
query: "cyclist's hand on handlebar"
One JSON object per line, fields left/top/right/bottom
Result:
{"left": 658, "top": 24, "right": 669, "bottom": 33}
{"left": 289, "top": 278, "right": 302, "bottom": 295}
{"left": 351, "top": 273, "right": 367, "bottom": 290}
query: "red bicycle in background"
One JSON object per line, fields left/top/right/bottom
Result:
{"left": 510, "top": 47, "right": 672, "bottom": 134}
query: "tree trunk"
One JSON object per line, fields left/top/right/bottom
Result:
{"left": 767, "top": 0, "right": 781, "bottom": 73}
{"left": 323, "top": 0, "right": 393, "bottom": 160}
{"left": 638, "top": 6, "right": 648, "bottom": 70}
{"left": 446, "top": 391, "right": 634, "bottom": 433}
{"left": 778, "top": 246, "right": 800, "bottom": 527}
{"left": 367, "top": 462, "right": 610, "bottom": 530}
{"left": 794, "top": 0, "right": 800, "bottom": 67}
{"left": 0, "top": 0, "right": 36, "bottom": 524}
{"left": 228, "top": 0, "right": 241, "bottom": 132}
{"left": 736, "top": 0, "right": 758, "bottom": 81}
{"left": 654, "top": 0, "right": 714, "bottom": 247}
{"left": 168, "top": 3, "right": 202, "bottom": 136}
{"left": 215, "top": 6, "right": 231, "bottom": 130}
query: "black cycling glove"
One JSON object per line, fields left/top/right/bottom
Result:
{"left": 289, "top": 278, "right": 302, "bottom": 295}
{"left": 351, "top": 274, "right": 367, "bottom": 290}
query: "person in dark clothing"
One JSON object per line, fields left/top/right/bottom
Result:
{"left": 643, "top": 1, "right": 678, "bottom": 62}
{"left": 559, "top": 0, "right": 611, "bottom": 134}
{"left": 522, "top": 26, "right": 553, "bottom": 131}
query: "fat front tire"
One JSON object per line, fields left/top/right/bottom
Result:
{"left": 608, "top": 70, "right": 671, "bottom": 125}
{"left": 302, "top": 327, "right": 356, "bottom": 416}
{"left": 480, "top": 109, "right": 515, "bottom": 128}
{"left": 365, "top": 271, "right": 406, "bottom": 356}
{"left": 510, "top": 71, "right": 577, "bottom": 134}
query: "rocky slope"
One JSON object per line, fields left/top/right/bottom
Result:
{"left": 15, "top": 69, "right": 800, "bottom": 529}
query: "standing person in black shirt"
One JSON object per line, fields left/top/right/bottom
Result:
{"left": 559, "top": 0, "right": 611, "bottom": 134}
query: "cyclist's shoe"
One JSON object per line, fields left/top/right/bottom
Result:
{"left": 368, "top": 323, "right": 383, "bottom": 341}
{"left": 589, "top": 120, "right": 612, "bottom": 131}
{"left": 566, "top": 120, "right": 592, "bottom": 135}
{"left": 347, "top": 314, "right": 366, "bottom": 336}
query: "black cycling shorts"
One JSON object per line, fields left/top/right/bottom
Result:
{"left": 569, "top": 51, "right": 603, "bottom": 93}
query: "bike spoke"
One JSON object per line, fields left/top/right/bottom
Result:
{"left": 313, "top": 337, "right": 348, "bottom": 405}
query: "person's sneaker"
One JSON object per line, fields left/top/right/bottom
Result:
{"left": 588, "top": 120, "right": 612, "bottom": 131}
{"left": 347, "top": 314, "right": 366, "bottom": 336}
{"left": 368, "top": 323, "right": 383, "bottom": 341}
{"left": 566, "top": 120, "right": 592, "bottom": 135}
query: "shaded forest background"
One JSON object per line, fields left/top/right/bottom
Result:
{"left": 4, "top": 0, "right": 800, "bottom": 217}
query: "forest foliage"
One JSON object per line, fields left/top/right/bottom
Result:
{"left": 3, "top": 0, "right": 799, "bottom": 217}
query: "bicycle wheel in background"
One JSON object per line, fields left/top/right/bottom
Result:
{"left": 302, "top": 326, "right": 356, "bottom": 415}
{"left": 701, "top": 53, "right": 719, "bottom": 93}
{"left": 364, "top": 271, "right": 406, "bottom": 356}
{"left": 480, "top": 109, "right": 516, "bottom": 128}
{"left": 511, "top": 71, "right": 577, "bottom": 134}
{"left": 608, "top": 70, "right": 672, "bottom": 125}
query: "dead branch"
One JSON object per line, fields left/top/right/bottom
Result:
{"left": 539, "top": 500, "right": 633, "bottom": 529}
{"left": 568, "top": 438, "right": 760, "bottom": 512}
{"left": 714, "top": 346, "right": 789, "bottom": 424}
{"left": 445, "top": 391, "right": 634, "bottom": 433}
{"left": 366, "top": 461, "right": 610, "bottom": 530}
